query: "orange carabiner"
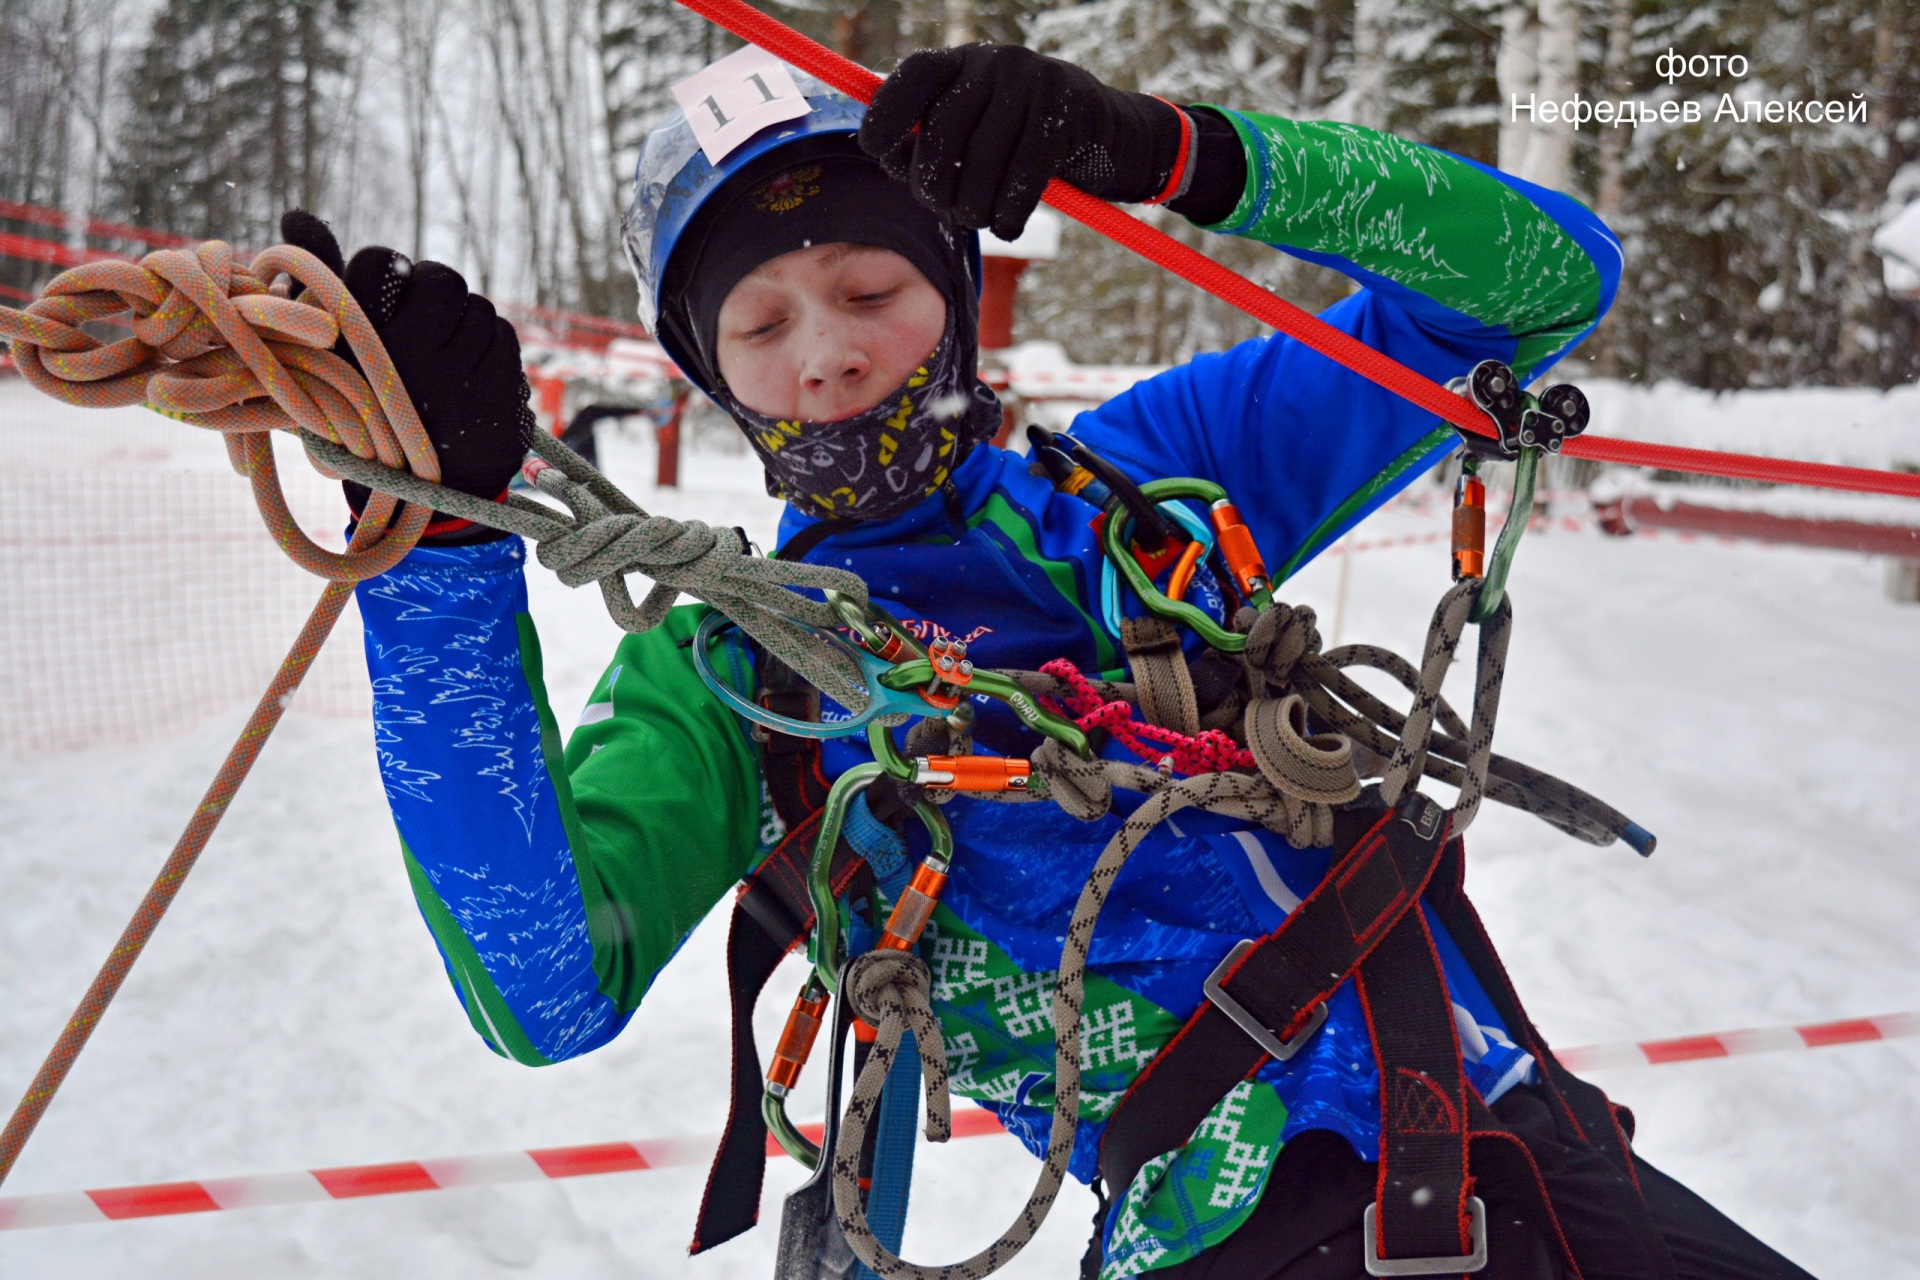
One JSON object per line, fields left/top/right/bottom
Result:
{"left": 877, "top": 858, "right": 950, "bottom": 952}
{"left": 766, "top": 982, "right": 830, "bottom": 1092}
{"left": 1165, "top": 538, "right": 1206, "bottom": 603}
{"left": 1452, "top": 469, "right": 1487, "bottom": 581}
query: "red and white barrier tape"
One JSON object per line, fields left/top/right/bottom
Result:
{"left": 1553, "top": 1010, "right": 1918, "bottom": 1074}
{"left": 2, "top": 1011, "right": 1912, "bottom": 1232}
{"left": 0, "top": 1109, "right": 1003, "bottom": 1232}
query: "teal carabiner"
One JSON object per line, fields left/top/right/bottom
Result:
{"left": 690, "top": 609, "right": 929, "bottom": 739}
{"left": 1101, "top": 478, "right": 1247, "bottom": 653}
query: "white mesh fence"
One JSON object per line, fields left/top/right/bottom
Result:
{"left": 1, "top": 454, "right": 371, "bottom": 755}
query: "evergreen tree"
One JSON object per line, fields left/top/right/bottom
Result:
{"left": 1603, "top": 0, "right": 1919, "bottom": 390}
{"left": 112, "top": 0, "right": 357, "bottom": 247}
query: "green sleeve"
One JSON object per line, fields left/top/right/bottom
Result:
{"left": 1197, "top": 109, "right": 1613, "bottom": 377}
{"left": 555, "top": 604, "right": 771, "bottom": 1010}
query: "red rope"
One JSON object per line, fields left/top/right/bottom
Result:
{"left": 671, "top": 0, "right": 1920, "bottom": 504}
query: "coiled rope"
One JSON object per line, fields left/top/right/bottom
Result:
{"left": 0, "top": 241, "right": 439, "bottom": 1188}
{"left": 0, "top": 242, "right": 873, "bottom": 1187}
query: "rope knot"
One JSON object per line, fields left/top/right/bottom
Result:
{"left": 843, "top": 948, "right": 930, "bottom": 1028}
{"left": 1241, "top": 602, "right": 1323, "bottom": 688}
{"left": 839, "top": 949, "right": 953, "bottom": 1144}
{"left": 1031, "top": 738, "right": 1112, "bottom": 821}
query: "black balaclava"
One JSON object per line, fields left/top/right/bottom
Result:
{"left": 657, "top": 134, "right": 1002, "bottom": 522}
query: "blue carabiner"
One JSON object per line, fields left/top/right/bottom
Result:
{"left": 1100, "top": 499, "right": 1217, "bottom": 639}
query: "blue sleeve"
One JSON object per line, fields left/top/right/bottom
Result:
{"left": 356, "top": 537, "right": 628, "bottom": 1065}
{"left": 1069, "top": 292, "right": 1464, "bottom": 581}
{"left": 1072, "top": 113, "right": 1622, "bottom": 579}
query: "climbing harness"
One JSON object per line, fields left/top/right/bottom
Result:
{"left": 665, "top": 355, "right": 1667, "bottom": 1280}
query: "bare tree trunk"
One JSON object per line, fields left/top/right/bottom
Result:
{"left": 1527, "top": 0, "right": 1577, "bottom": 192}
{"left": 1347, "top": 0, "right": 1391, "bottom": 130}
{"left": 1838, "top": 0, "right": 1901, "bottom": 384}
{"left": 833, "top": 3, "right": 866, "bottom": 63}
{"left": 396, "top": 0, "right": 446, "bottom": 257}
{"left": 943, "top": 0, "right": 973, "bottom": 47}
{"left": 1495, "top": 2, "right": 1537, "bottom": 175}
{"left": 435, "top": 86, "right": 487, "bottom": 284}
{"left": 1590, "top": 0, "right": 1634, "bottom": 377}
{"left": 1298, "top": 0, "right": 1335, "bottom": 111}
{"left": 532, "top": 0, "right": 609, "bottom": 314}
{"left": 1594, "top": 0, "right": 1632, "bottom": 220}
{"left": 1496, "top": 0, "right": 1576, "bottom": 193}
{"left": 484, "top": 0, "right": 553, "bottom": 305}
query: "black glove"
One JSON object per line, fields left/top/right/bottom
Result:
{"left": 860, "top": 44, "right": 1194, "bottom": 241}
{"left": 280, "top": 209, "right": 534, "bottom": 543}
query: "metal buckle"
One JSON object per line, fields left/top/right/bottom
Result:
{"left": 1362, "top": 1196, "right": 1488, "bottom": 1276}
{"left": 1202, "top": 940, "right": 1328, "bottom": 1062}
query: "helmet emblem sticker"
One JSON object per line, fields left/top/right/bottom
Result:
{"left": 752, "top": 166, "right": 823, "bottom": 214}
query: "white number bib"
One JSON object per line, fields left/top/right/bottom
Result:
{"left": 672, "top": 47, "right": 812, "bottom": 166}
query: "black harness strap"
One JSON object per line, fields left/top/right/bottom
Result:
{"left": 1423, "top": 837, "right": 1639, "bottom": 1187}
{"left": 1097, "top": 794, "right": 1450, "bottom": 1199}
{"left": 1097, "top": 793, "right": 1636, "bottom": 1279}
{"left": 1353, "top": 888, "right": 1478, "bottom": 1269}
{"left": 1354, "top": 886, "right": 1602, "bottom": 1278}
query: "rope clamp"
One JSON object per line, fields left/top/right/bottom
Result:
{"left": 1448, "top": 361, "right": 1525, "bottom": 460}
{"left": 920, "top": 637, "right": 974, "bottom": 711}
{"left": 1448, "top": 360, "right": 1591, "bottom": 459}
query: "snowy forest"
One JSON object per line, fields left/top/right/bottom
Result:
{"left": 3, "top": 0, "right": 1918, "bottom": 390}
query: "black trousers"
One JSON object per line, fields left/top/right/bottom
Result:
{"left": 1156, "top": 1086, "right": 1816, "bottom": 1280}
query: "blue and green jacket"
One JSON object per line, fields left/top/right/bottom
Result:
{"left": 356, "top": 109, "right": 1619, "bottom": 1276}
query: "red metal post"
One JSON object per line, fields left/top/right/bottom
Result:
{"left": 657, "top": 387, "right": 688, "bottom": 488}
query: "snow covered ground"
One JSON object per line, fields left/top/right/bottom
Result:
{"left": 1, "top": 397, "right": 1917, "bottom": 1279}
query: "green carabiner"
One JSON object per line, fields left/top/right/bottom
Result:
{"left": 1100, "top": 477, "right": 1247, "bottom": 653}
{"left": 1471, "top": 445, "right": 1541, "bottom": 623}
{"left": 805, "top": 758, "right": 954, "bottom": 994}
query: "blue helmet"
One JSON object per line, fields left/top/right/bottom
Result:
{"left": 622, "top": 73, "right": 860, "bottom": 333}
{"left": 619, "top": 67, "right": 979, "bottom": 341}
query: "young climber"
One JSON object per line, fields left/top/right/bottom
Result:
{"left": 287, "top": 43, "right": 1814, "bottom": 1280}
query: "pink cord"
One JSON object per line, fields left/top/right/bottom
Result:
{"left": 1038, "top": 658, "right": 1254, "bottom": 776}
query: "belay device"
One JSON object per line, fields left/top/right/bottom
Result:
{"left": 686, "top": 359, "right": 1662, "bottom": 1280}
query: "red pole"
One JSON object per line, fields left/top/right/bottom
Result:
{"left": 657, "top": 387, "right": 688, "bottom": 488}
{"left": 978, "top": 257, "right": 1028, "bottom": 350}
{"left": 536, "top": 375, "right": 566, "bottom": 437}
